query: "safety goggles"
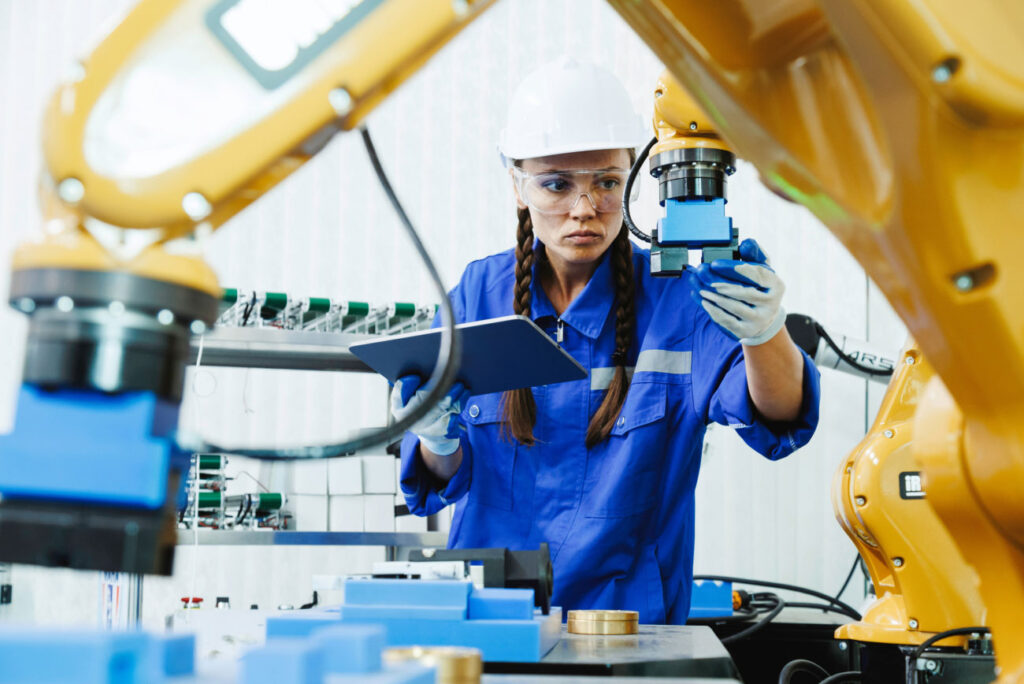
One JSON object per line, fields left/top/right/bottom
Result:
{"left": 512, "top": 167, "right": 635, "bottom": 215}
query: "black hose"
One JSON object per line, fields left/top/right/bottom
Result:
{"left": 720, "top": 594, "right": 784, "bottom": 645}
{"left": 778, "top": 659, "right": 829, "bottom": 684}
{"left": 815, "top": 323, "right": 893, "bottom": 377}
{"left": 192, "top": 127, "right": 462, "bottom": 460}
{"left": 820, "top": 673, "right": 861, "bottom": 684}
{"left": 694, "top": 574, "right": 862, "bottom": 621}
{"left": 622, "top": 136, "right": 657, "bottom": 243}
{"left": 832, "top": 554, "right": 862, "bottom": 611}
{"left": 784, "top": 602, "right": 859, "bottom": 619}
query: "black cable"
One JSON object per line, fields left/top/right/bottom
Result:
{"left": 622, "top": 136, "right": 657, "bottom": 243}
{"left": 191, "top": 127, "right": 462, "bottom": 460}
{"left": 236, "top": 496, "right": 252, "bottom": 525}
{"left": 778, "top": 659, "right": 829, "bottom": 684}
{"left": 820, "top": 673, "right": 860, "bottom": 684}
{"left": 815, "top": 323, "right": 893, "bottom": 377}
{"left": 720, "top": 593, "right": 784, "bottom": 645}
{"left": 240, "top": 293, "right": 257, "bottom": 326}
{"left": 833, "top": 554, "right": 861, "bottom": 607}
{"left": 694, "top": 575, "right": 861, "bottom": 620}
{"left": 784, "top": 602, "right": 859, "bottom": 619}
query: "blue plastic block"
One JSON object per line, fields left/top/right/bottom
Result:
{"left": 660, "top": 197, "right": 733, "bottom": 246}
{"left": 312, "top": 624, "right": 385, "bottom": 674}
{"left": 341, "top": 607, "right": 562, "bottom": 662}
{"left": 344, "top": 579, "right": 472, "bottom": 607}
{"left": 0, "top": 387, "right": 181, "bottom": 508}
{"left": 0, "top": 628, "right": 150, "bottom": 683}
{"left": 241, "top": 638, "right": 324, "bottom": 684}
{"left": 689, "top": 580, "right": 734, "bottom": 618}
{"left": 266, "top": 612, "right": 341, "bottom": 638}
{"left": 148, "top": 633, "right": 195, "bottom": 676}
{"left": 340, "top": 604, "right": 466, "bottom": 621}
{"left": 468, "top": 588, "right": 534, "bottom": 620}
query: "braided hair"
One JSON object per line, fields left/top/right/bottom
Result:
{"left": 501, "top": 208, "right": 636, "bottom": 448}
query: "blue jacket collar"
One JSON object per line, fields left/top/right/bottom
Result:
{"left": 530, "top": 245, "right": 614, "bottom": 340}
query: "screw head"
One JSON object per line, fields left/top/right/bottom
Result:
{"left": 893, "top": 557, "right": 904, "bottom": 567}
{"left": 883, "top": 429, "right": 895, "bottom": 439}
{"left": 689, "top": 121, "right": 698, "bottom": 131}
{"left": 909, "top": 618, "right": 919, "bottom": 629}
{"left": 16, "top": 298, "right": 36, "bottom": 313}
{"left": 855, "top": 496, "right": 867, "bottom": 506}
{"left": 182, "top": 192, "right": 212, "bottom": 221}
{"left": 905, "top": 355, "right": 916, "bottom": 365}
{"left": 157, "top": 309, "right": 175, "bottom": 326}
{"left": 955, "top": 274, "right": 974, "bottom": 292}
{"left": 190, "top": 320, "right": 207, "bottom": 335}
{"left": 421, "top": 548, "right": 436, "bottom": 559}
{"left": 838, "top": 641, "right": 848, "bottom": 651}
{"left": 925, "top": 658, "right": 938, "bottom": 672}
{"left": 58, "top": 178, "right": 84, "bottom": 203}
{"left": 328, "top": 88, "right": 354, "bottom": 116}
{"left": 56, "top": 296, "right": 75, "bottom": 313}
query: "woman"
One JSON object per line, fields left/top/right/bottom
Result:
{"left": 392, "top": 58, "right": 820, "bottom": 624}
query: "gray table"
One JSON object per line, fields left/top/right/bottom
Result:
{"left": 488, "top": 625, "right": 740, "bottom": 679}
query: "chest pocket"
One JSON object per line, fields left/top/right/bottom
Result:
{"left": 463, "top": 393, "right": 516, "bottom": 511}
{"left": 583, "top": 381, "right": 668, "bottom": 519}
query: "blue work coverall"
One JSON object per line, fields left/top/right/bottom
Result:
{"left": 400, "top": 246, "right": 821, "bottom": 624}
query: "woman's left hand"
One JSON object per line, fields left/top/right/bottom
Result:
{"left": 685, "top": 238, "right": 786, "bottom": 346}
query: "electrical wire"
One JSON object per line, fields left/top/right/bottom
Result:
{"left": 784, "top": 601, "right": 860, "bottom": 619}
{"left": 720, "top": 593, "right": 784, "bottom": 645}
{"left": 820, "top": 673, "right": 861, "bottom": 684}
{"left": 906, "top": 626, "right": 990, "bottom": 684}
{"left": 188, "top": 126, "right": 462, "bottom": 460}
{"left": 693, "top": 575, "right": 862, "bottom": 620}
{"left": 622, "top": 136, "right": 657, "bottom": 243}
{"left": 815, "top": 322, "right": 893, "bottom": 377}
{"left": 778, "top": 659, "right": 829, "bottom": 684}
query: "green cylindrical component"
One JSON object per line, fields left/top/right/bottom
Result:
{"left": 393, "top": 302, "right": 415, "bottom": 317}
{"left": 346, "top": 301, "right": 369, "bottom": 317}
{"left": 198, "top": 454, "right": 225, "bottom": 470}
{"left": 307, "top": 297, "right": 331, "bottom": 313}
{"left": 256, "top": 493, "right": 284, "bottom": 513}
{"left": 198, "top": 491, "right": 222, "bottom": 509}
{"left": 221, "top": 288, "right": 238, "bottom": 304}
{"left": 263, "top": 291, "right": 288, "bottom": 310}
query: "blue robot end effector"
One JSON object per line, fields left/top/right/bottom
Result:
{"left": 649, "top": 146, "right": 739, "bottom": 277}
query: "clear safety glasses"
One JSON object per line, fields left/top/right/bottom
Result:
{"left": 512, "top": 167, "right": 635, "bottom": 215}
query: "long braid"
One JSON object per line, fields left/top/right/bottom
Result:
{"left": 585, "top": 224, "right": 635, "bottom": 448}
{"left": 501, "top": 207, "right": 538, "bottom": 445}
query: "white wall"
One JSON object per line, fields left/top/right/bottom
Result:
{"left": 0, "top": 0, "right": 904, "bottom": 627}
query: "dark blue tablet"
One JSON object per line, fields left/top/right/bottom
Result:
{"left": 348, "top": 315, "right": 587, "bottom": 395}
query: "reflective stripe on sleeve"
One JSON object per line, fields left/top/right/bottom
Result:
{"left": 590, "top": 350, "right": 692, "bottom": 390}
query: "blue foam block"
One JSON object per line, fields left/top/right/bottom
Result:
{"left": 266, "top": 612, "right": 341, "bottom": 638}
{"left": 344, "top": 579, "right": 472, "bottom": 607}
{"left": 148, "top": 633, "right": 195, "bottom": 676}
{"left": 241, "top": 638, "right": 324, "bottom": 684}
{"left": 0, "top": 628, "right": 150, "bottom": 684}
{"left": 340, "top": 604, "right": 466, "bottom": 621}
{"left": 312, "top": 624, "right": 385, "bottom": 674}
{"left": 468, "top": 588, "right": 534, "bottom": 620}
{"left": 0, "top": 387, "right": 181, "bottom": 508}
{"left": 689, "top": 580, "right": 734, "bottom": 618}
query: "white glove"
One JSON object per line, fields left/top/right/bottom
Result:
{"left": 687, "top": 238, "right": 786, "bottom": 346}
{"left": 389, "top": 375, "right": 471, "bottom": 456}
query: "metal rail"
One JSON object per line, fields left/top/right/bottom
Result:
{"left": 188, "top": 327, "right": 374, "bottom": 372}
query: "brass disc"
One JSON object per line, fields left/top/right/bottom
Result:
{"left": 567, "top": 609, "right": 640, "bottom": 635}
{"left": 383, "top": 645, "right": 483, "bottom": 683}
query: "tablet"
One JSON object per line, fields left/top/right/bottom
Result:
{"left": 348, "top": 315, "right": 587, "bottom": 395}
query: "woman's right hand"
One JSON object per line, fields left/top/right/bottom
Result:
{"left": 389, "top": 375, "right": 471, "bottom": 457}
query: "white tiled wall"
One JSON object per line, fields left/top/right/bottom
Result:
{"left": 0, "top": 0, "right": 904, "bottom": 626}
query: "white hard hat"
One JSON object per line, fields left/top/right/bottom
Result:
{"left": 498, "top": 57, "right": 649, "bottom": 166}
